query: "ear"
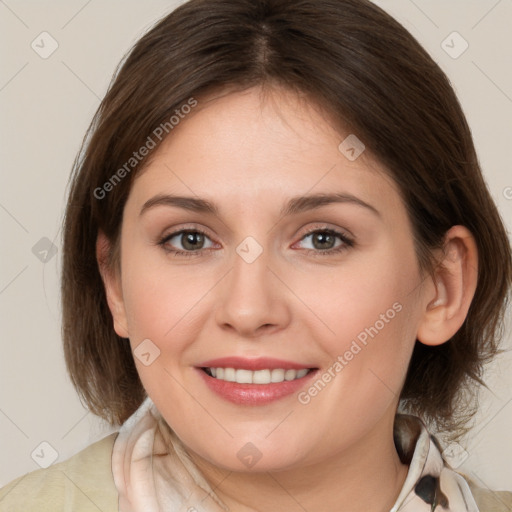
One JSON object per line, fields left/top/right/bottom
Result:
{"left": 416, "top": 225, "right": 478, "bottom": 346}
{"left": 96, "top": 230, "right": 129, "bottom": 338}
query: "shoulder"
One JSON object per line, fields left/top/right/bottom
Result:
{"left": 0, "top": 432, "right": 119, "bottom": 512}
{"left": 463, "top": 474, "right": 512, "bottom": 512}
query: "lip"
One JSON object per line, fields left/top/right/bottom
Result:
{"left": 197, "top": 356, "right": 313, "bottom": 371}
{"left": 195, "top": 357, "right": 318, "bottom": 405}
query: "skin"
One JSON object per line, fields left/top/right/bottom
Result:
{"left": 97, "top": 85, "right": 478, "bottom": 512}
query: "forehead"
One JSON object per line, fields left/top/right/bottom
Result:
{"left": 127, "top": 86, "right": 403, "bottom": 219}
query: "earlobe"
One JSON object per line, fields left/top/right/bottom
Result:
{"left": 96, "top": 230, "right": 130, "bottom": 339}
{"left": 417, "top": 226, "right": 478, "bottom": 346}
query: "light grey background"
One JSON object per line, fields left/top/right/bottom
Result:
{"left": 1, "top": 0, "right": 511, "bottom": 491}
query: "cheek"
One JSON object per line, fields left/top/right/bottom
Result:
{"left": 120, "top": 248, "right": 218, "bottom": 357}
{"left": 300, "top": 242, "right": 422, "bottom": 416}
{"left": 305, "top": 245, "right": 419, "bottom": 351}
{"left": 119, "top": 256, "right": 209, "bottom": 411}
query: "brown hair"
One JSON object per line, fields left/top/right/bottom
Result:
{"left": 61, "top": 0, "right": 511, "bottom": 441}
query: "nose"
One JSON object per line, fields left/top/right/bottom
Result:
{"left": 214, "top": 245, "right": 291, "bottom": 338}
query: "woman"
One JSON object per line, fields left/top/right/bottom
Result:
{"left": 1, "top": 0, "right": 510, "bottom": 510}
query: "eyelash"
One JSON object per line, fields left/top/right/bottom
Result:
{"left": 158, "top": 225, "right": 355, "bottom": 258}
{"left": 158, "top": 226, "right": 356, "bottom": 259}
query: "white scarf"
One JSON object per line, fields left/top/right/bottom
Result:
{"left": 112, "top": 396, "right": 479, "bottom": 512}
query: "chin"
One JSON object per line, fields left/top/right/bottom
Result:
{"left": 193, "top": 441, "right": 307, "bottom": 473}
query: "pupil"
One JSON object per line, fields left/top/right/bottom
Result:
{"left": 314, "top": 232, "right": 333, "bottom": 249}
{"left": 183, "top": 232, "right": 204, "bottom": 250}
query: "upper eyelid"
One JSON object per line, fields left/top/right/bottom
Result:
{"left": 300, "top": 224, "right": 354, "bottom": 240}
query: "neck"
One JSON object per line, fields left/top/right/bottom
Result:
{"left": 188, "top": 410, "right": 409, "bottom": 512}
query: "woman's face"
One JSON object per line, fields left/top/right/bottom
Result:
{"left": 107, "top": 85, "right": 431, "bottom": 471}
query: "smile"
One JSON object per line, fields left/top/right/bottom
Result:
{"left": 202, "top": 367, "right": 312, "bottom": 384}
{"left": 195, "top": 357, "right": 319, "bottom": 405}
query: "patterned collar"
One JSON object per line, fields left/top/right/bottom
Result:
{"left": 112, "top": 397, "right": 479, "bottom": 511}
{"left": 391, "top": 414, "right": 478, "bottom": 511}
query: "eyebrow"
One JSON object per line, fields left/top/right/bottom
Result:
{"left": 139, "top": 192, "right": 380, "bottom": 218}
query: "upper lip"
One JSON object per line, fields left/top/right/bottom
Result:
{"left": 197, "top": 356, "right": 315, "bottom": 371}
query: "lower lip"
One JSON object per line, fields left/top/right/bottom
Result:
{"left": 196, "top": 368, "right": 318, "bottom": 405}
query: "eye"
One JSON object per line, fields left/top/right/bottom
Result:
{"left": 293, "top": 227, "right": 354, "bottom": 256}
{"left": 157, "top": 225, "right": 354, "bottom": 258}
{"left": 158, "top": 229, "right": 216, "bottom": 256}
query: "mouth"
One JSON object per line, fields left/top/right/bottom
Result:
{"left": 195, "top": 357, "right": 319, "bottom": 405}
{"left": 200, "top": 367, "right": 313, "bottom": 384}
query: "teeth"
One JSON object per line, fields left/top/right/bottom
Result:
{"left": 285, "top": 369, "right": 297, "bottom": 381}
{"left": 206, "top": 367, "right": 310, "bottom": 384}
{"left": 253, "top": 369, "right": 270, "bottom": 384}
{"left": 224, "top": 368, "right": 236, "bottom": 382}
{"left": 271, "top": 369, "right": 285, "bottom": 383}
